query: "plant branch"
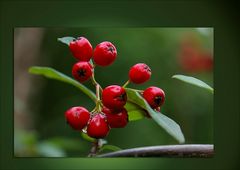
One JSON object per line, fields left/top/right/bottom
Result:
{"left": 97, "top": 144, "right": 214, "bottom": 157}
{"left": 88, "top": 140, "right": 99, "bottom": 157}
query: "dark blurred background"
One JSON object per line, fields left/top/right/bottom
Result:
{"left": 14, "top": 28, "right": 213, "bottom": 157}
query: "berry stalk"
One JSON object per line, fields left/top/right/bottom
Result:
{"left": 122, "top": 80, "right": 130, "bottom": 88}
{"left": 91, "top": 72, "right": 103, "bottom": 90}
{"left": 94, "top": 84, "right": 102, "bottom": 113}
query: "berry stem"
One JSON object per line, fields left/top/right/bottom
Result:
{"left": 91, "top": 72, "right": 103, "bottom": 92}
{"left": 91, "top": 73, "right": 97, "bottom": 86}
{"left": 134, "top": 89, "right": 144, "bottom": 93}
{"left": 94, "top": 84, "right": 102, "bottom": 112}
{"left": 122, "top": 80, "right": 130, "bottom": 88}
{"left": 90, "top": 66, "right": 103, "bottom": 113}
{"left": 96, "top": 84, "right": 100, "bottom": 100}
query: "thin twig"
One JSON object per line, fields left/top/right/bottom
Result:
{"left": 88, "top": 140, "right": 99, "bottom": 157}
{"left": 97, "top": 144, "right": 214, "bottom": 158}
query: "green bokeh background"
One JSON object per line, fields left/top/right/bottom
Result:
{"left": 1, "top": 0, "right": 239, "bottom": 170}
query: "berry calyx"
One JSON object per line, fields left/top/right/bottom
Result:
{"left": 87, "top": 114, "right": 110, "bottom": 139}
{"left": 129, "top": 63, "right": 151, "bottom": 84}
{"left": 72, "top": 61, "right": 93, "bottom": 82}
{"left": 102, "top": 107, "right": 128, "bottom": 128}
{"left": 143, "top": 86, "right": 165, "bottom": 109}
{"left": 69, "top": 37, "right": 93, "bottom": 61}
{"left": 93, "top": 41, "right": 117, "bottom": 66}
{"left": 65, "top": 107, "right": 90, "bottom": 130}
{"left": 102, "top": 85, "right": 127, "bottom": 110}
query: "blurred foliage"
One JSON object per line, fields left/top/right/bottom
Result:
{"left": 14, "top": 130, "right": 90, "bottom": 157}
{"left": 14, "top": 28, "right": 213, "bottom": 157}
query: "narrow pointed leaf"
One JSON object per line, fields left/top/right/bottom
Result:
{"left": 57, "top": 37, "right": 75, "bottom": 46}
{"left": 29, "top": 66, "right": 96, "bottom": 102}
{"left": 126, "top": 88, "right": 185, "bottom": 143}
{"left": 172, "top": 75, "right": 213, "bottom": 94}
{"left": 127, "top": 110, "right": 146, "bottom": 121}
{"left": 125, "top": 102, "right": 146, "bottom": 121}
{"left": 125, "top": 102, "right": 142, "bottom": 111}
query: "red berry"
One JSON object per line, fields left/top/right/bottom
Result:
{"left": 143, "top": 86, "right": 165, "bottom": 109}
{"left": 129, "top": 63, "right": 151, "bottom": 84}
{"left": 93, "top": 41, "right": 117, "bottom": 66}
{"left": 72, "top": 61, "right": 93, "bottom": 82}
{"left": 69, "top": 37, "right": 93, "bottom": 61}
{"left": 87, "top": 114, "right": 110, "bottom": 138}
{"left": 102, "top": 107, "right": 128, "bottom": 128}
{"left": 65, "top": 107, "right": 90, "bottom": 130}
{"left": 102, "top": 85, "right": 127, "bottom": 110}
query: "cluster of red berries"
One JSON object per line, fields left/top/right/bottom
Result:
{"left": 65, "top": 37, "right": 165, "bottom": 139}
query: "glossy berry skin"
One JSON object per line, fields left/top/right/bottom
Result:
{"left": 143, "top": 86, "right": 165, "bottom": 109}
{"left": 102, "top": 107, "right": 128, "bottom": 128}
{"left": 129, "top": 63, "right": 151, "bottom": 84}
{"left": 93, "top": 41, "right": 117, "bottom": 66}
{"left": 72, "top": 61, "right": 93, "bottom": 82}
{"left": 69, "top": 37, "right": 93, "bottom": 61}
{"left": 102, "top": 85, "right": 127, "bottom": 110}
{"left": 65, "top": 107, "right": 90, "bottom": 130}
{"left": 87, "top": 114, "right": 110, "bottom": 139}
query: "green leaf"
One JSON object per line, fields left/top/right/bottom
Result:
{"left": 128, "top": 109, "right": 146, "bottom": 121}
{"left": 172, "top": 74, "right": 214, "bottom": 94}
{"left": 57, "top": 36, "right": 75, "bottom": 46}
{"left": 29, "top": 66, "right": 96, "bottom": 102}
{"left": 125, "top": 102, "right": 146, "bottom": 121}
{"left": 99, "top": 145, "right": 122, "bottom": 153}
{"left": 126, "top": 88, "right": 185, "bottom": 144}
{"left": 125, "top": 102, "right": 142, "bottom": 111}
{"left": 81, "top": 132, "right": 96, "bottom": 143}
